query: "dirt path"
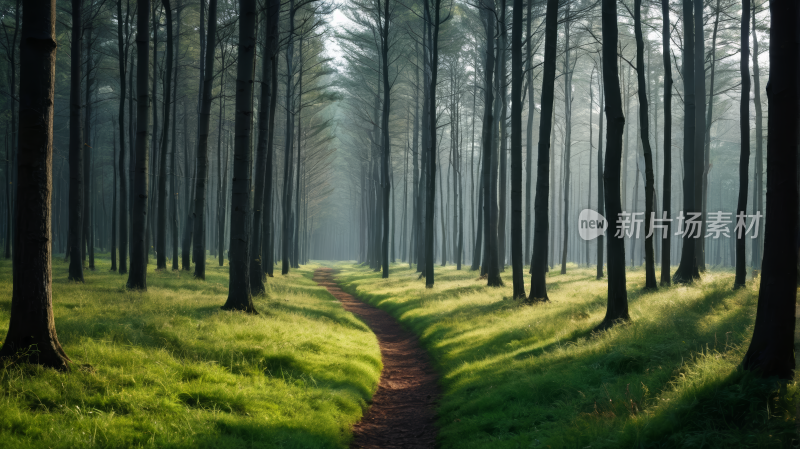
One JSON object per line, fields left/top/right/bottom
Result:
{"left": 312, "top": 267, "right": 439, "bottom": 449}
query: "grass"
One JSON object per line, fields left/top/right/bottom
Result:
{"left": 332, "top": 261, "right": 800, "bottom": 448}
{"left": 0, "top": 255, "right": 381, "bottom": 449}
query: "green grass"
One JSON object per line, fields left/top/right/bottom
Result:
{"left": 332, "top": 262, "right": 799, "bottom": 448}
{"left": 0, "top": 255, "right": 381, "bottom": 449}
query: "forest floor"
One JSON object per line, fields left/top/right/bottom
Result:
{"left": 0, "top": 256, "right": 381, "bottom": 449}
{"left": 332, "top": 262, "right": 800, "bottom": 449}
{"left": 313, "top": 267, "right": 438, "bottom": 448}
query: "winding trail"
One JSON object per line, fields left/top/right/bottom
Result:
{"left": 312, "top": 267, "right": 439, "bottom": 449}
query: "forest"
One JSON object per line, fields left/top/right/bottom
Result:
{"left": 0, "top": 0, "right": 797, "bottom": 446}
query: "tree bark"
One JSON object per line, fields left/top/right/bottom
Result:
{"left": 692, "top": 0, "right": 706, "bottom": 272}
{"left": 659, "top": 0, "right": 672, "bottom": 285}
{"left": 750, "top": 2, "right": 763, "bottom": 271}
{"left": 734, "top": 0, "right": 750, "bottom": 288}
{"left": 634, "top": 0, "right": 657, "bottom": 289}
{"left": 0, "top": 0, "right": 71, "bottom": 369}
{"left": 380, "top": 0, "right": 391, "bottom": 278}
{"left": 424, "top": 0, "right": 441, "bottom": 287}
{"left": 156, "top": 0, "right": 173, "bottom": 270}
{"left": 528, "top": 0, "right": 558, "bottom": 301}
{"left": 192, "top": 0, "right": 218, "bottom": 280}
{"left": 595, "top": 0, "right": 629, "bottom": 331}
{"left": 222, "top": 0, "right": 258, "bottom": 314}
{"left": 68, "top": 0, "right": 84, "bottom": 282}
{"left": 741, "top": 0, "right": 798, "bottom": 379}
{"left": 510, "top": 0, "right": 525, "bottom": 297}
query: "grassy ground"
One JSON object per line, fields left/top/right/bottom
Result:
{"left": 0, "top": 255, "right": 381, "bottom": 449}
{"left": 333, "top": 262, "right": 799, "bottom": 449}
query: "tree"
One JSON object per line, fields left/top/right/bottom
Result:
{"left": 156, "top": 0, "right": 174, "bottom": 271}
{"left": 68, "top": 0, "right": 85, "bottom": 283}
{"left": 193, "top": 0, "right": 219, "bottom": 280}
{"left": 222, "top": 0, "right": 258, "bottom": 314}
{"left": 659, "top": 0, "right": 671, "bottom": 286}
{"left": 0, "top": 0, "right": 71, "bottom": 370}
{"left": 116, "top": 0, "right": 129, "bottom": 275}
{"left": 595, "top": 0, "right": 629, "bottom": 331}
{"left": 633, "top": 0, "right": 656, "bottom": 289}
{"left": 127, "top": 0, "right": 152, "bottom": 290}
{"left": 528, "top": 0, "right": 558, "bottom": 301}
{"left": 672, "top": 0, "right": 700, "bottom": 284}
{"left": 509, "top": 0, "right": 525, "bottom": 298}
{"left": 741, "top": 0, "right": 798, "bottom": 379}
{"left": 734, "top": 0, "right": 750, "bottom": 288}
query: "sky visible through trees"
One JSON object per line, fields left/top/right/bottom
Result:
{"left": 0, "top": 0, "right": 797, "bottom": 445}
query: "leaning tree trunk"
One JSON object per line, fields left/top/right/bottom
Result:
{"left": 528, "top": 0, "right": 558, "bottom": 301}
{"left": 509, "top": 0, "right": 525, "bottom": 298}
{"left": 192, "top": 0, "right": 218, "bottom": 280}
{"left": 68, "top": 0, "right": 84, "bottom": 282}
{"left": 117, "top": 0, "right": 129, "bottom": 274}
{"left": 734, "top": 0, "right": 750, "bottom": 288}
{"left": 659, "top": 0, "right": 672, "bottom": 285}
{"left": 127, "top": 0, "right": 153, "bottom": 290}
{"left": 741, "top": 0, "right": 798, "bottom": 379}
{"left": 595, "top": 0, "right": 629, "bottom": 331}
{"left": 0, "top": 0, "right": 71, "bottom": 370}
{"left": 634, "top": 0, "right": 657, "bottom": 289}
{"left": 672, "top": 0, "right": 699, "bottom": 283}
{"left": 222, "top": 0, "right": 258, "bottom": 314}
{"left": 156, "top": 0, "right": 173, "bottom": 270}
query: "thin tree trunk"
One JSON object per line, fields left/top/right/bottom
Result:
{"left": 424, "top": 0, "right": 442, "bottom": 287}
{"left": 156, "top": 0, "right": 173, "bottom": 270}
{"left": 510, "top": 0, "right": 525, "bottom": 297}
{"left": 734, "top": 0, "right": 750, "bottom": 287}
{"left": 659, "top": 0, "right": 672, "bottom": 285}
{"left": 750, "top": 1, "right": 763, "bottom": 271}
{"left": 692, "top": 0, "right": 706, "bottom": 272}
{"left": 68, "top": 0, "right": 84, "bottom": 282}
{"left": 597, "top": 75, "right": 604, "bottom": 279}
{"left": 117, "top": 0, "right": 129, "bottom": 274}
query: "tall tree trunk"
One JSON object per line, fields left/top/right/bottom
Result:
{"left": 222, "top": 0, "right": 258, "bottom": 313}
{"left": 192, "top": 0, "right": 217, "bottom": 280}
{"left": 659, "top": 0, "right": 672, "bottom": 285}
{"left": 128, "top": 0, "right": 152, "bottom": 290}
{"left": 157, "top": 0, "right": 173, "bottom": 270}
{"left": 68, "top": 0, "right": 84, "bottom": 282}
{"left": 672, "top": 0, "right": 699, "bottom": 283}
{"left": 524, "top": 0, "right": 534, "bottom": 268}
{"left": 424, "top": 0, "right": 442, "bottom": 287}
{"left": 528, "top": 0, "right": 558, "bottom": 301}
{"left": 380, "top": 0, "right": 391, "bottom": 278}
{"left": 741, "top": 0, "right": 798, "bottom": 379}
{"left": 596, "top": 77, "right": 604, "bottom": 279}
{"left": 497, "top": 0, "right": 507, "bottom": 271}
{"left": 559, "top": 3, "right": 571, "bottom": 275}
{"left": 111, "top": 129, "right": 118, "bottom": 271}
{"left": 293, "top": 38, "right": 304, "bottom": 269}
{"left": 750, "top": 2, "right": 763, "bottom": 271}
{"left": 264, "top": 42, "right": 279, "bottom": 278}
{"left": 595, "top": 0, "right": 629, "bottom": 331}
{"left": 479, "top": 0, "right": 499, "bottom": 286}
{"left": 734, "top": 0, "right": 750, "bottom": 288}
{"left": 83, "top": 26, "right": 94, "bottom": 270}
{"left": 634, "top": 0, "right": 657, "bottom": 289}
{"left": 0, "top": 0, "right": 71, "bottom": 369}
{"left": 171, "top": 0, "right": 180, "bottom": 271}
{"left": 117, "top": 0, "right": 129, "bottom": 275}
{"left": 692, "top": 0, "right": 706, "bottom": 272}
{"left": 510, "top": 0, "right": 525, "bottom": 297}
{"left": 281, "top": 0, "right": 296, "bottom": 276}
{"left": 3, "top": 0, "right": 19, "bottom": 262}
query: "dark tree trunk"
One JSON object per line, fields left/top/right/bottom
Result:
{"left": 595, "top": 0, "right": 629, "bottom": 331}
{"left": 127, "top": 0, "right": 152, "bottom": 290}
{"left": 596, "top": 79, "right": 604, "bottom": 279}
{"left": 634, "top": 0, "right": 657, "bottom": 289}
{"left": 111, "top": 129, "right": 118, "bottom": 271}
{"left": 424, "top": 0, "right": 441, "bottom": 287}
{"left": 659, "top": 0, "right": 671, "bottom": 285}
{"left": 528, "top": 0, "right": 558, "bottom": 301}
{"left": 117, "top": 0, "right": 129, "bottom": 275}
{"left": 672, "top": 0, "right": 700, "bottom": 283}
{"left": 2, "top": 0, "right": 19, "bottom": 262}
{"left": 222, "top": 0, "right": 258, "bottom": 314}
{"left": 68, "top": 0, "right": 84, "bottom": 282}
{"left": 282, "top": 0, "right": 295, "bottom": 276}
{"left": 692, "top": 0, "right": 706, "bottom": 273}
{"left": 734, "top": 0, "right": 750, "bottom": 288}
{"left": 156, "top": 0, "right": 173, "bottom": 270}
{"left": 264, "top": 43, "right": 279, "bottom": 278}
{"left": 559, "top": 5, "right": 571, "bottom": 275}
{"left": 380, "top": 0, "right": 391, "bottom": 278}
{"left": 192, "top": 0, "right": 218, "bottom": 280}
{"left": 171, "top": 0, "right": 180, "bottom": 271}
{"left": 509, "top": 0, "right": 525, "bottom": 297}
{"left": 250, "top": 0, "right": 279, "bottom": 294}
{"left": 750, "top": 3, "right": 763, "bottom": 271}
{"left": 0, "top": 0, "right": 71, "bottom": 369}
{"left": 524, "top": 0, "right": 534, "bottom": 269}
{"left": 741, "top": 0, "right": 798, "bottom": 379}
{"left": 182, "top": 162, "right": 196, "bottom": 270}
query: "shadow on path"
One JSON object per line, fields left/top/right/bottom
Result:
{"left": 313, "top": 267, "right": 439, "bottom": 449}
